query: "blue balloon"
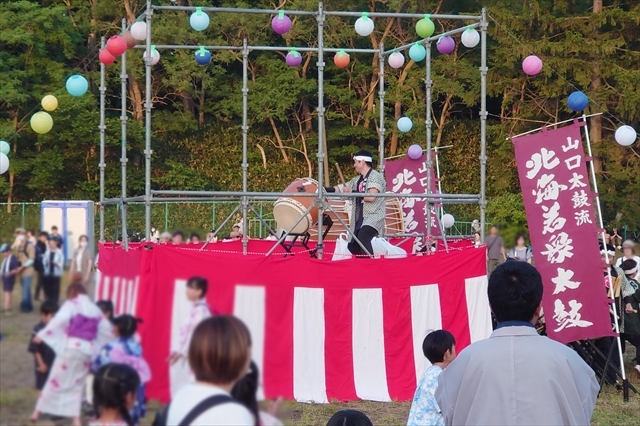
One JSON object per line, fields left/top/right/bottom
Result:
{"left": 567, "top": 91, "right": 588, "bottom": 112}
{"left": 397, "top": 116, "right": 413, "bottom": 132}
{"left": 195, "top": 49, "right": 211, "bottom": 65}
{"left": 66, "top": 75, "right": 88, "bottom": 97}
{"left": 190, "top": 10, "right": 210, "bottom": 31}
{"left": 409, "top": 44, "right": 426, "bottom": 62}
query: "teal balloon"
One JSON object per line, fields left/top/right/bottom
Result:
{"left": 66, "top": 75, "right": 88, "bottom": 97}
{"left": 0, "top": 141, "right": 9, "bottom": 155}
{"left": 409, "top": 44, "right": 426, "bottom": 62}
{"left": 397, "top": 116, "right": 413, "bottom": 132}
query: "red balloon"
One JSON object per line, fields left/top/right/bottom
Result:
{"left": 106, "top": 35, "right": 127, "bottom": 56}
{"left": 99, "top": 49, "right": 116, "bottom": 65}
{"left": 334, "top": 52, "right": 350, "bottom": 68}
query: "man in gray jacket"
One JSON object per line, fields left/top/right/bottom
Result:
{"left": 435, "top": 261, "right": 598, "bottom": 425}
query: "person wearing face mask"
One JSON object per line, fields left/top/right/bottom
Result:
{"left": 69, "top": 235, "right": 94, "bottom": 291}
{"left": 14, "top": 228, "right": 37, "bottom": 312}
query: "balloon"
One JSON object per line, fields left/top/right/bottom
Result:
{"left": 522, "top": 55, "right": 543, "bottom": 76}
{"left": 99, "top": 49, "right": 116, "bottom": 65}
{"left": 286, "top": 50, "right": 302, "bottom": 67}
{"left": 442, "top": 213, "right": 455, "bottom": 228}
{"left": 354, "top": 14, "right": 374, "bottom": 37}
{"left": 436, "top": 36, "right": 455, "bottom": 54}
{"left": 409, "top": 44, "right": 426, "bottom": 62}
{"left": 271, "top": 12, "right": 292, "bottom": 35}
{"left": 195, "top": 47, "right": 211, "bottom": 65}
{"left": 30, "top": 112, "right": 53, "bottom": 134}
{"left": 190, "top": 8, "right": 210, "bottom": 31}
{"left": 122, "top": 30, "right": 137, "bottom": 49}
{"left": 106, "top": 35, "right": 127, "bottom": 56}
{"left": 334, "top": 50, "right": 350, "bottom": 68}
{"left": 143, "top": 48, "right": 160, "bottom": 65}
{"left": 407, "top": 144, "right": 423, "bottom": 160}
{"left": 461, "top": 27, "right": 480, "bottom": 48}
{"left": 388, "top": 52, "right": 405, "bottom": 69}
{"left": 567, "top": 91, "right": 589, "bottom": 112}
{"left": 416, "top": 16, "right": 435, "bottom": 38}
{"left": 0, "top": 140, "right": 9, "bottom": 155}
{"left": 66, "top": 75, "right": 88, "bottom": 97}
{"left": 41, "top": 95, "right": 58, "bottom": 112}
{"left": 130, "top": 22, "right": 147, "bottom": 41}
{"left": 614, "top": 125, "right": 637, "bottom": 147}
{"left": 0, "top": 153, "right": 8, "bottom": 175}
{"left": 397, "top": 116, "right": 413, "bottom": 132}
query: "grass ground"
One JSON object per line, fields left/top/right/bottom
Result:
{"left": 1, "top": 280, "right": 638, "bottom": 425}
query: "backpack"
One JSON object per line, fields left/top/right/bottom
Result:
{"left": 152, "top": 394, "right": 235, "bottom": 426}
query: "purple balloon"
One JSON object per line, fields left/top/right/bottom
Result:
{"left": 436, "top": 36, "right": 455, "bottom": 55}
{"left": 407, "top": 144, "right": 423, "bottom": 160}
{"left": 271, "top": 14, "right": 292, "bottom": 35}
{"left": 286, "top": 51, "right": 302, "bottom": 67}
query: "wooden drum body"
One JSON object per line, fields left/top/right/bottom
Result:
{"left": 309, "top": 197, "right": 405, "bottom": 240}
{"left": 273, "top": 178, "right": 319, "bottom": 234}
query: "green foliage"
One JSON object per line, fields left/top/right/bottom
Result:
{"left": 1, "top": 0, "right": 639, "bottom": 239}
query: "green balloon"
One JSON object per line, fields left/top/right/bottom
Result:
{"left": 416, "top": 17, "right": 435, "bottom": 38}
{"left": 0, "top": 141, "right": 9, "bottom": 155}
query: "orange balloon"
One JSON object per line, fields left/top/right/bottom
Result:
{"left": 334, "top": 52, "right": 350, "bottom": 68}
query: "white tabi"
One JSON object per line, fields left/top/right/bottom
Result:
{"left": 36, "top": 294, "right": 114, "bottom": 418}
{"left": 435, "top": 325, "right": 599, "bottom": 425}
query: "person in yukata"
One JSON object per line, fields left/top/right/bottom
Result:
{"left": 407, "top": 330, "right": 457, "bottom": 426}
{"left": 435, "top": 261, "right": 599, "bottom": 425}
{"left": 93, "top": 314, "right": 150, "bottom": 425}
{"left": 168, "top": 277, "right": 212, "bottom": 366}
{"left": 28, "top": 300, "right": 59, "bottom": 390}
{"left": 90, "top": 363, "right": 140, "bottom": 426}
{"left": 30, "top": 283, "right": 114, "bottom": 426}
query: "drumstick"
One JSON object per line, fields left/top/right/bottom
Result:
{"left": 335, "top": 163, "right": 346, "bottom": 186}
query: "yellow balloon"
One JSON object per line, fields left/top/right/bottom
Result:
{"left": 31, "top": 112, "right": 53, "bottom": 134}
{"left": 41, "top": 95, "right": 58, "bottom": 112}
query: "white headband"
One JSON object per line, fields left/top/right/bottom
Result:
{"left": 354, "top": 155, "right": 372, "bottom": 162}
{"left": 623, "top": 266, "right": 638, "bottom": 275}
{"left": 600, "top": 249, "right": 615, "bottom": 256}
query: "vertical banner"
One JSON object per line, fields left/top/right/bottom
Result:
{"left": 512, "top": 122, "right": 614, "bottom": 343}
{"left": 385, "top": 154, "right": 441, "bottom": 252}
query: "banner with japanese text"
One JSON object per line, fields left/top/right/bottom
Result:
{"left": 512, "top": 122, "right": 614, "bottom": 343}
{"left": 385, "top": 154, "right": 441, "bottom": 252}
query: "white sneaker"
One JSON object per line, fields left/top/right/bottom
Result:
{"left": 635, "top": 364, "right": 640, "bottom": 379}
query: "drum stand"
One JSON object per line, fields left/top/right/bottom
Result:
{"left": 280, "top": 214, "right": 333, "bottom": 258}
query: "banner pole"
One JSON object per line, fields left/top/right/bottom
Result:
{"left": 581, "top": 114, "right": 628, "bottom": 394}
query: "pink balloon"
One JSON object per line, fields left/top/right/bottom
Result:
{"left": 106, "top": 35, "right": 127, "bottom": 57}
{"left": 271, "top": 14, "right": 292, "bottom": 35}
{"left": 522, "top": 55, "right": 543, "bottom": 76}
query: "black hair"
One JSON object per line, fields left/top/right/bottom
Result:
{"left": 172, "top": 230, "right": 184, "bottom": 238}
{"left": 93, "top": 363, "right": 140, "bottom": 426}
{"left": 422, "top": 330, "right": 456, "bottom": 364}
{"left": 40, "top": 300, "right": 59, "bottom": 316}
{"left": 230, "top": 361, "right": 260, "bottom": 426}
{"left": 96, "top": 300, "right": 114, "bottom": 319}
{"left": 39, "top": 231, "right": 49, "bottom": 238}
{"left": 190, "top": 232, "right": 201, "bottom": 240}
{"left": 51, "top": 226, "right": 58, "bottom": 231}
{"left": 326, "top": 410, "right": 374, "bottom": 426}
{"left": 354, "top": 149, "right": 374, "bottom": 167}
{"left": 187, "top": 276, "right": 208, "bottom": 299}
{"left": 113, "top": 314, "right": 141, "bottom": 339}
{"left": 488, "top": 261, "right": 543, "bottom": 323}
{"left": 621, "top": 259, "right": 638, "bottom": 275}
{"left": 514, "top": 233, "right": 526, "bottom": 246}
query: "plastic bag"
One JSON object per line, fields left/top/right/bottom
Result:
{"left": 371, "top": 237, "right": 407, "bottom": 259}
{"left": 332, "top": 233, "right": 352, "bottom": 261}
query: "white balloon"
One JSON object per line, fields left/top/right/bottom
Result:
{"left": 442, "top": 213, "right": 455, "bottom": 229}
{"left": 130, "top": 22, "right": 147, "bottom": 41}
{"left": 461, "top": 28, "right": 480, "bottom": 48}
{"left": 143, "top": 48, "right": 160, "bottom": 65}
{"left": 0, "top": 153, "right": 9, "bottom": 175}
{"left": 614, "top": 125, "right": 637, "bottom": 146}
{"left": 354, "top": 16, "right": 374, "bottom": 37}
{"left": 388, "top": 52, "right": 405, "bottom": 69}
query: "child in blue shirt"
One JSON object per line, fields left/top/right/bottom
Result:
{"left": 407, "top": 330, "right": 457, "bottom": 426}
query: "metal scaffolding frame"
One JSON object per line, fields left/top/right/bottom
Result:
{"left": 98, "top": 1, "right": 488, "bottom": 259}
